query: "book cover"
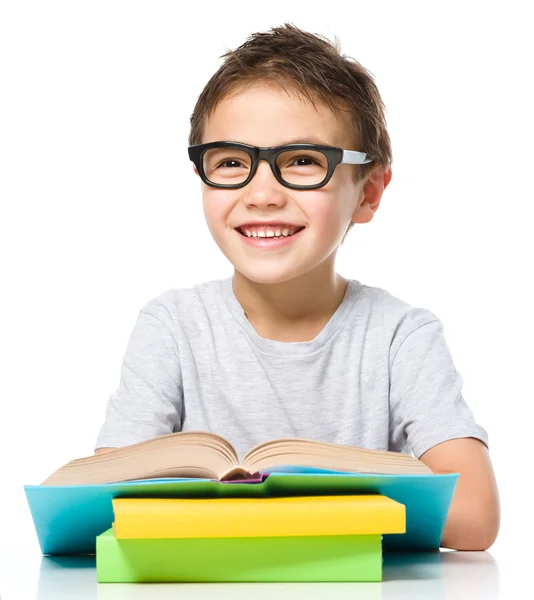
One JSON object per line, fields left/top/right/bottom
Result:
{"left": 24, "top": 469, "right": 458, "bottom": 554}
{"left": 112, "top": 494, "right": 406, "bottom": 538}
{"left": 96, "top": 528, "right": 383, "bottom": 582}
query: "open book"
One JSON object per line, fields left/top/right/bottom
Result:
{"left": 41, "top": 431, "right": 432, "bottom": 486}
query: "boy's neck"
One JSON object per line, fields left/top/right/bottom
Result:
{"left": 232, "top": 268, "right": 349, "bottom": 343}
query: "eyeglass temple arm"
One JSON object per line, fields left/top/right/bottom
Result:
{"left": 342, "top": 150, "right": 373, "bottom": 165}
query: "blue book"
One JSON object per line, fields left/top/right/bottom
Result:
{"left": 25, "top": 467, "right": 458, "bottom": 555}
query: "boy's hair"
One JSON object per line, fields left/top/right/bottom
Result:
{"left": 189, "top": 22, "right": 392, "bottom": 244}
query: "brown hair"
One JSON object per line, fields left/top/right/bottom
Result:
{"left": 188, "top": 22, "right": 392, "bottom": 243}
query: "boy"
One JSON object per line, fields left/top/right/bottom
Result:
{"left": 95, "top": 23, "right": 499, "bottom": 551}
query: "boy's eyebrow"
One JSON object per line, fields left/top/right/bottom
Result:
{"left": 279, "top": 136, "right": 331, "bottom": 146}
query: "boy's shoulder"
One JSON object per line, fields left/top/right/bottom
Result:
{"left": 359, "top": 281, "right": 440, "bottom": 328}
{"left": 141, "top": 278, "right": 217, "bottom": 305}
{"left": 360, "top": 282, "right": 444, "bottom": 363}
{"left": 135, "top": 277, "right": 227, "bottom": 322}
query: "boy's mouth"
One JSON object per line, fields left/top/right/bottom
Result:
{"left": 235, "top": 224, "right": 305, "bottom": 239}
{"left": 234, "top": 223, "right": 306, "bottom": 248}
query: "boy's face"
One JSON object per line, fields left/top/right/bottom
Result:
{"left": 198, "top": 84, "right": 380, "bottom": 285}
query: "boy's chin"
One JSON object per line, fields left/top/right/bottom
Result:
{"left": 232, "top": 263, "right": 317, "bottom": 286}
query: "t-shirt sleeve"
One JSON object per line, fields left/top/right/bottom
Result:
{"left": 95, "top": 296, "right": 183, "bottom": 450}
{"left": 388, "top": 313, "right": 489, "bottom": 459}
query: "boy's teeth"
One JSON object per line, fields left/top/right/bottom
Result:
{"left": 242, "top": 227, "right": 297, "bottom": 238}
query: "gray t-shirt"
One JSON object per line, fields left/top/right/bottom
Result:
{"left": 96, "top": 275, "right": 489, "bottom": 461}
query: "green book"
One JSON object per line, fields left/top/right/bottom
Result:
{"left": 96, "top": 528, "right": 382, "bottom": 582}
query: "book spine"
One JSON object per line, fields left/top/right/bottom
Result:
{"left": 218, "top": 466, "right": 263, "bottom": 482}
{"left": 219, "top": 473, "right": 268, "bottom": 484}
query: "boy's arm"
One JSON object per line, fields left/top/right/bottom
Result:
{"left": 420, "top": 437, "right": 500, "bottom": 551}
{"left": 95, "top": 297, "right": 183, "bottom": 451}
{"left": 388, "top": 312, "right": 498, "bottom": 550}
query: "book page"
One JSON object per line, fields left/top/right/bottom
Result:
{"left": 41, "top": 431, "right": 240, "bottom": 486}
{"left": 241, "top": 437, "right": 432, "bottom": 475}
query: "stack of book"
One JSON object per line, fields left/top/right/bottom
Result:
{"left": 25, "top": 430, "right": 458, "bottom": 580}
{"left": 96, "top": 494, "right": 406, "bottom": 582}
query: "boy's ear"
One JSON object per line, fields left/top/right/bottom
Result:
{"left": 193, "top": 165, "right": 199, "bottom": 176}
{"left": 351, "top": 166, "right": 392, "bottom": 225}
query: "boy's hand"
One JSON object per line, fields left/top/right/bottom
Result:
{"left": 94, "top": 448, "right": 115, "bottom": 455}
{"left": 420, "top": 437, "right": 500, "bottom": 550}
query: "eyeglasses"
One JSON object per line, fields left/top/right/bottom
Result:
{"left": 188, "top": 141, "right": 373, "bottom": 190}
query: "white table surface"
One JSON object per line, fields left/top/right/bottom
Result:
{"left": 0, "top": 538, "right": 522, "bottom": 600}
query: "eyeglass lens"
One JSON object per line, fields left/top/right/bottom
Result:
{"left": 202, "top": 147, "right": 328, "bottom": 186}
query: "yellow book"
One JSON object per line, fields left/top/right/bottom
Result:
{"left": 112, "top": 494, "right": 405, "bottom": 539}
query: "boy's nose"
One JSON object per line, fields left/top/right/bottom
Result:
{"left": 241, "top": 160, "right": 288, "bottom": 208}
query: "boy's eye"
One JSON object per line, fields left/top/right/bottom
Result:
{"left": 291, "top": 156, "right": 321, "bottom": 167}
{"left": 277, "top": 150, "right": 327, "bottom": 167}
{"left": 277, "top": 151, "right": 327, "bottom": 171}
{"left": 203, "top": 148, "right": 251, "bottom": 176}
{"left": 217, "top": 159, "right": 245, "bottom": 169}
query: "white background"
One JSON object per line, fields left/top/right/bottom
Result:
{"left": 1, "top": 0, "right": 533, "bottom": 593}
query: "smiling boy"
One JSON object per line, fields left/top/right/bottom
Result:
{"left": 95, "top": 23, "right": 499, "bottom": 550}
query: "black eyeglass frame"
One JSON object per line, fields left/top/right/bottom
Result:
{"left": 188, "top": 141, "right": 374, "bottom": 190}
